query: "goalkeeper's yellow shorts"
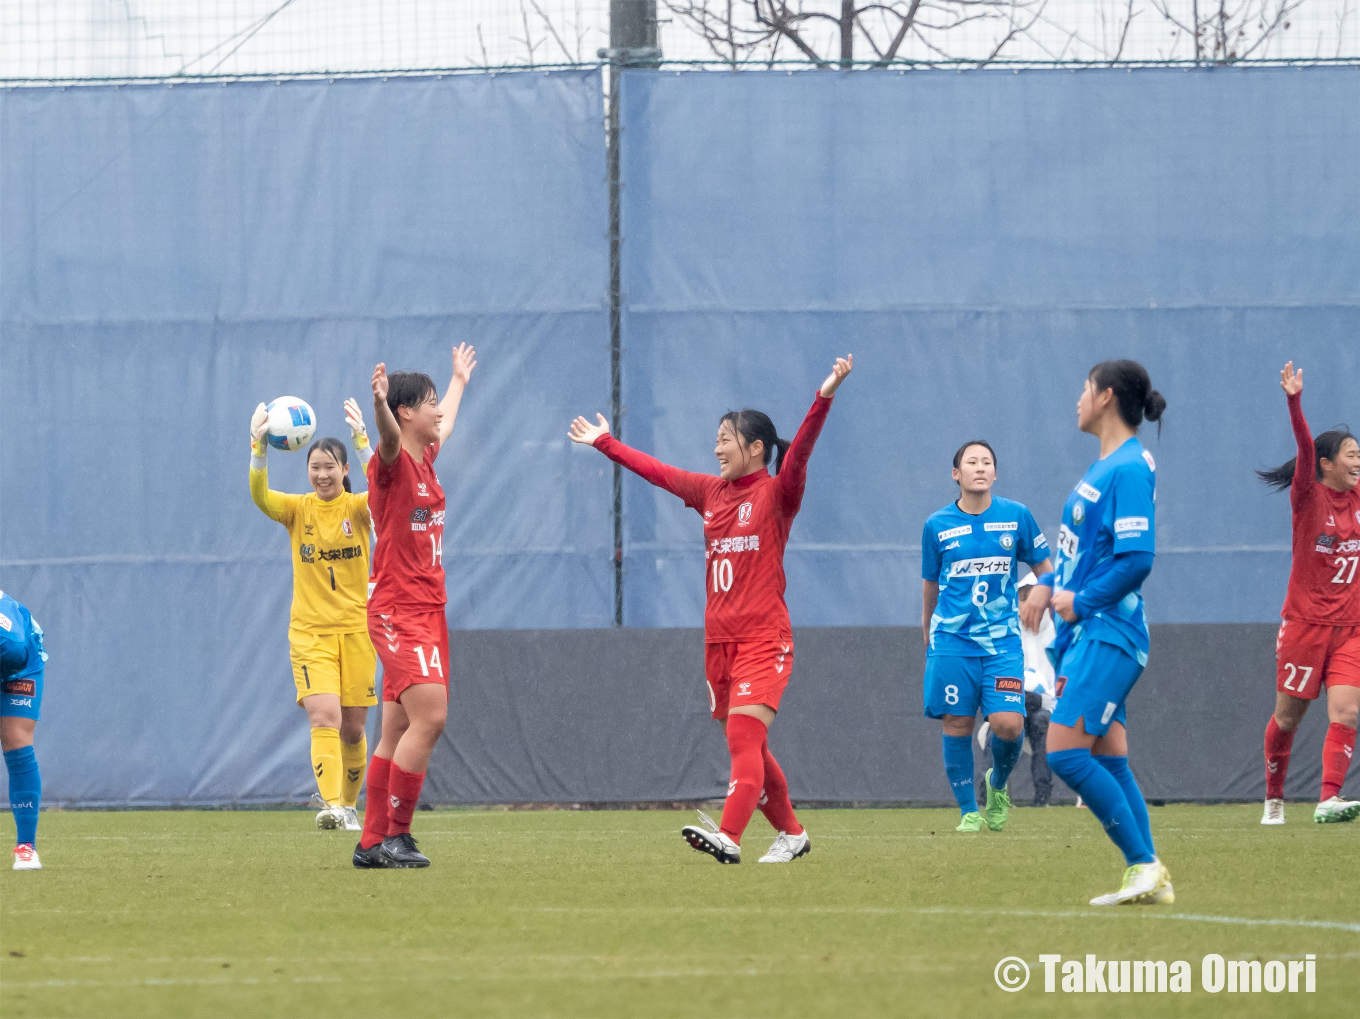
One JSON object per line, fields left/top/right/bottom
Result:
{"left": 288, "top": 628, "right": 377, "bottom": 707}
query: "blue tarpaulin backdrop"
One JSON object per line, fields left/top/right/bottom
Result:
{"left": 2, "top": 66, "right": 1356, "bottom": 805}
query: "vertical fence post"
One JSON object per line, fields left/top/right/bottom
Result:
{"left": 601, "top": 2, "right": 660, "bottom": 627}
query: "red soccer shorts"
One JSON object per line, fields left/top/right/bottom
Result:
{"left": 369, "top": 609, "right": 450, "bottom": 702}
{"left": 705, "top": 638, "right": 793, "bottom": 720}
{"left": 1275, "top": 620, "right": 1360, "bottom": 701}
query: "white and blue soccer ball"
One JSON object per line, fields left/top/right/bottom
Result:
{"left": 265, "top": 396, "right": 316, "bottom": 452}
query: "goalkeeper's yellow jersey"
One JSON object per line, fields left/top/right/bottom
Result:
{"left": 250, "top": 467, "right": 372, "bottom": 634}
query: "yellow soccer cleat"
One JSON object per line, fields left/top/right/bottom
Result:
{"left": 955, "top": 811, "right": 983, "bottom": 833}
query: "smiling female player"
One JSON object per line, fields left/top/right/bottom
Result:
{"left": 352, "top": 344, "right": 476, "bottom": 870}
{"left": 1026, "top": 360, "right": 1172, "bottom": 906}
{"left": 569, "top": 355, "right": 852, "bottom": 864}
{"left": 922, "top": 441, "right": 1052, "bottom": 833}
{"left": 250, "top": 399, "right": 379, "bottom": 831}
{"left": 1257, "top": 362, "right": 1360, "bottom": 826}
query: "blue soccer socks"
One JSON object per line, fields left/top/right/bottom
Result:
{"left": 4, "top": 746, "right": 41, "bottom": 846}
{"left": 1048, "top": 747, "right": 1154, "bottom": 866}
{"left": 942, "top": 733, "right": 978, "bottom": 815}
{"left": 990, "top": 734, "right": 1024, "bottom": 790}
{"left": 1095, "top": 754, "right": 1155, "bottom": 858}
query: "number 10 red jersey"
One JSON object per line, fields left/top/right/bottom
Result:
{"left": 595, "top": 393, "right": 833, "bottom": 642}
{"left": 366, "top": 443, "right": 447, "bottom": 615}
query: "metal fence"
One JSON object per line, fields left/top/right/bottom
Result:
{"left": 3, "top": 0, "right": 1357, "bottom": 83}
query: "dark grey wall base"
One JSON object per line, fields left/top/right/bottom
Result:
{"left": 424, "top": 624, "right": 1328, "bottom": 805}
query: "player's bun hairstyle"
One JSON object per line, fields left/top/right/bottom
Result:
{"left": 1089, "top": 359, "right": 1166, "bottom": 435}
{"left": 306, "top": 437, "right": 352, "bottom": 493}
{"left": 1256, "top": 426, "right": 1357, "bottom": 492}
{"left": 952, "top": 439, "right": 997, "bottom": 476}
{"left": 386, "top": 371, "right": 437, "bottom": 422}
{"left": 720, "top": 409, "right": 790, "bottom": 475}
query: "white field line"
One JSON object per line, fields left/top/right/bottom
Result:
{"left": 516, "top": 905, "right": 1360, "bottom": 934}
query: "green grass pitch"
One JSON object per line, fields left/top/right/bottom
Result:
{"left": 2, "top": 804, "right": 1356, "bottom": 1018}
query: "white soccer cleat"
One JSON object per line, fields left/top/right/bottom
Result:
{"left": 681, "top": 810, "right": 740, "bottom": 864}
{"left": 758, "top": 830, "right": 811, "bottom": 863}
{"left": 1089, "top": 861, "right": 1169, "bottom": 906}
{"left": 1261, "top": 798, "right": 1286, "bottom": 825}
{"left": 1313, "top": 796, "right": 1360, "bottom": 824}
{"left": 342, "top": 806, "right": 362, "bottom": 831}
{"left": 1149, "top": 858, "right": 1175, "bottom": 904}
{"left": 12, "top": 844, "right": 41, "bottom": 871}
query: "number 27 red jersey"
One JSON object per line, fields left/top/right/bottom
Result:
{"left": 595, "top": 393, "right": 833, "bottom": 642}
{"left": 366, "top": 443, "right": 446, "bottom": 615}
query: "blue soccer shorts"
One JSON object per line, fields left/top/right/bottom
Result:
{"left": 1051, "top": 636, "right": 1143, "bottom": 737}
{"left": 923, "top": 652, "right": 1027, "bottom": 720}
{"left": 1, "top": 665, "right": 42, "bottom": 721}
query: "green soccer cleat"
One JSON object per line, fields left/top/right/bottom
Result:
{"left": 955, "top": 811, "right": 983, "bottom": 833}
{"left": 1089, "top": 861, "right": 1168, "bottom": 906}
{"left": 983, "top": 768, "right": 1011, "bottom": 831}
{"left": 1313, "top": 796, "right": 1360, "bottom": 824}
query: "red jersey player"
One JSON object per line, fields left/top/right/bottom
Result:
{"left": 353, "top": 343, "right": 477, "bottom": 869}
{"left": 1258, "top": 361, "right": 1360, "bottom": 826}
{"left": 569, "top": 354, "right": 853, "bottom": 864}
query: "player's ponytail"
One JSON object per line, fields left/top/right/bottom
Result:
{"left": 719, "top": 409, "right": 789, "bottom": 475}
{"left": 1089, "top": 359, "right": 1166, "bottom": 436}
{"left": 1256, "top": 426, "right": 1355, "bottom": 492}
{"left": 307, "top": 437, "right": 352, "bottom": 493}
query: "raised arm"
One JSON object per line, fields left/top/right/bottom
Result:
{"left": 344, "top": 398, "right": 374, "bottom": 467}
{"left": 568, "top": 414, "right": 715, "bottom": 509}
{"left": 371, "top": 363, "right": 401, "bottom": 465}
{"left": 437, "top": 343, "right": 477, "bottom": 446}
{"left": 776, "top": 355, "right": 852, "bottom": 514}
{"left": 248, "top": 402, "right": 295, "bottom": 524}
{"left": 1281, "top": 361, "right": 1313, "bottom": 505}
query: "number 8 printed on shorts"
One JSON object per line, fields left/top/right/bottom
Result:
{"left": 944, "top": 684, "right": 960, "bottom": 706}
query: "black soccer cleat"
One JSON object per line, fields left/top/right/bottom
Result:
{"left": 352, "top": 841, "right": 389, "bottom": 869}
{"left": 380, "top": 832, "right": 431, "bottom": 869}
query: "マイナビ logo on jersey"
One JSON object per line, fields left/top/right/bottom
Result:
{"left": 948, "top": 556, "right": 1011, "bottom": 578}
{"left": 938, "top": 525, "right": 972, "bottom": 541}
{"left": 737, "top": 502, "right": 753, "bottom": 526}
{"left": 1077, "top": 482, "right": 1102, "bottom": 503}
{"left": 342, "top": 519, "right": 353, "bottom": 537}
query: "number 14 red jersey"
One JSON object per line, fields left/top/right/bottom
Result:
{"left": 366, "top": 443, "right": 446, "bottom": 615}
{"left": 595, "top": 393, "right": 833, "bottom": 642}
{"left": 1281, "top": 393, "right": 1360, "bottom": 626}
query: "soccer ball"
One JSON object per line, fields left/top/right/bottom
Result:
{"left": 265, "top": 396, "right": 316, "bottom": 452}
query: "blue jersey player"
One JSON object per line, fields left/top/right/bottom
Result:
{"left": 1028, "top": 360, "right": 1171, "bottom": 906}
{"left": 922, "top": 440, "right": 1051, "bottom": 833}
{"left": 1, "top": 590, "right": 46, "bottom": 870}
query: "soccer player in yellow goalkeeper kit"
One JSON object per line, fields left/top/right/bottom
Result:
{"left": 250, "top": 399, "right": 378, "bottom": 831}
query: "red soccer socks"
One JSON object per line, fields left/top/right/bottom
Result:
{"left": 1320, "top": 722, "right": 1356, "bottom": 801}
{"left": 387, "top": 764, "right": 427, "bottom": 837}
{"left": 719, "top": 714, "right": 766, "bottom": 843}
{"left": 1264, "top": 716, "right": 1295, "bottom": 801}
{"left": 758, "top": 742, "right": 804, "bottom": 836}
{"left": 359, "top": 755, "right": 392, "bottom": 849}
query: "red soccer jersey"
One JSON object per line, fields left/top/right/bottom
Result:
{"left": 1281, "top": 392, "right": 1360, "bottom": 626}
{"left": 596, "top": 393, "right": 832, "bottom": 642}
{"left": 366, "top": 443, "right": 447, "bottom": 614}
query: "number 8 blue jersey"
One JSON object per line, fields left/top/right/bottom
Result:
{"left": 1053, "top": 437, "right": 1157, "bottom": 665}
{"left": 922, "top": 497, "right": 1049, "bottom": 656}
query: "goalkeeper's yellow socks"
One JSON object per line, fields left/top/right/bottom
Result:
{"left": 310, "top": 726, "right": 343, "bottom": 805}
{"left": 340, "top": 735, "right": 367, "bottom": 808}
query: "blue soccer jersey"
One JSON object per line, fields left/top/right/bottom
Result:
{"left": 0, "top": 592, "right": 46, "bottom": 720}
{"left": 1053, "top": 437, "right": 1157, "bottom": 665}
{"left": 922, "top": 497, "right": 1049, "bottom": 656}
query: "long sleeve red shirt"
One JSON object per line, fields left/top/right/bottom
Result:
{"left": 595, "top": 393, "right": 833, "bottom": 642}
{"left": 1281, "top": 392, "right": 1360, "bottom": 625}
